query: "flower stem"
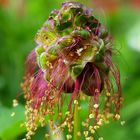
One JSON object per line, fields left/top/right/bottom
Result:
{"left": 74, "top": 102, "right": 80, "bottom": 140}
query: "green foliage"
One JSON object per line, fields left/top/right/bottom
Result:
{"left": 0, "top": 105, "right": 25, "bottom": 140}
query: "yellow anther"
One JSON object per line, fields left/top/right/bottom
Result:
{"left": 115, "top": 114, "right": 120, "bottom": 120}
{"left": 106, "top": 113, "right": 113, "bottom": 118}
{"left": 121, "top": 121, "right": 125, "bottom": 126}
{"left": 45, "top": 133, "right": 50, "bottom": 138}
{"left": 95, "top": 89, "right": 99, "bottom": 93}
{"left": 13, "top": 99, "right": 18, "bottom": 107}
{"left": 84, "top": 131, "right": 89, "bottom": 137}
{"left": 11, "top": 112, "right": 15, "bottom": 117}
{"left": 74, "top": 100, "right": 78, "bottom": 105}
{"left": 89, "top": 113, "right": 94, "bottom": 119}
{"left": 106, "top": 92, "right": 111, "bottom": 96}
{"left": 65, "top": 111, "right": 70, "bottom": 115}
{"left": 66, "top": 134, "right": 72, "bottom": 139}
{"left": 86, "top": 136, "right": 94, "bottom": 140}
{"left": 62, "top": 121, "right": 67, "bottom": 127}
{"left": 94, "top": 125, "right": 99, "bottom": 130}
{"left": 82, "top": 122, "right": 88, "bottom": 127}
{"left": 20, "top": 123, "right": 25, "bottom": 128}
{"left": 93, "top": 104, "right": 99, "bottom": 109}
{"left": 97, "top": 119, "right": 103, "bottom": 126}
{"left": 99, "top": 137, "right": 104, "bottom": 140}
{"left": 78, "top": 106, "right": 81, "bottom": 110}
{"left": 90, "top": 129, "right": 95, "bottom": 134}
{"left": 77, "top": 131, "right": 81, "bottom": 136}
{"left": 89, "top": 125, "right": 93, "bottom": 130}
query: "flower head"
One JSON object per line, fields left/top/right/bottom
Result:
{"left": 22, "top": 2, "right": 122, "bottom": 139}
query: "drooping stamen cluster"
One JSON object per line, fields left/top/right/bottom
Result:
{"left": 22, "top": 2, "right": 122, "bottom": 139}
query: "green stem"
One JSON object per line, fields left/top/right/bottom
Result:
{"left": 74, "top": 103, "right": 80, "bottom": 140}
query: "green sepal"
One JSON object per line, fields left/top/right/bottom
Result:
{"left": 48, "top": 44, "right": 65, "bottom": 55}
{"left": 88, "top": 16, "right": 95, "bottom": 22}
{"left": 72, "top": 29, "right": 90, "bottom": 39}
{"left": 70, "top": 7, "right": 83, "bottom": 15}
{"left": 35, "top": 46, "right": 45, "bottom": 55}
{"left": 99, "top": 27, "right": 108, "bottom": 39}
{"left": 59, "top": 36, "right": 73, "bottom": 46}
{"left": 36, "top": 30, "right": 57, "bottom": 46}
{"left": 48, "top": 47, "right": 58, "bottom": 55}
{"left": 95, "top": 53, "right": 103, "bottom": 62}
{"left": 61, "top": 11, "right": 72, "bottom": 23}
{"left": 61, "top": 27, "right": 74, "bottom": 36}
{"left": 80, "top": 30, "right": 90, "bottom": 39}
{"left": 48, "top": 36, "right": 73, "bottom": 55}
{"left": 88, "top": 18, "right": 99, "bottom": 29}
{"left": 69, "top": 62, "right": 85, "bottom": 78}
{"left": 39, "top": 52, "right": 48, "bottom": 70}
{"left": 47, "top": 53, "right": 57, "bottom": 61}
{"left": 38, "top": 51, "right": 57, "bottom": 70}
{"left": 63, "top": 2, "right": 83, "bottom": 15}
{"left": 55, "top": 10, "right": 73, "bottom": 31}
{"left": 69, "top": 44, "right": 100, "bottom": 79}
{"left": 74, "top": 14, "right": 87, "bottom": 26}
{"left": 95, "top": 62, "right": 109, "bottom": 73}
{"left": 49, "top": 10, "right": 59, "bottom": 19}
{"left": 56, "top": 21, "right": 72, "bottom": 31}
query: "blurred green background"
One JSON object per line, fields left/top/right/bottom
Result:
{"left": 0, "top": 0, "right": 140, "bottom": 139}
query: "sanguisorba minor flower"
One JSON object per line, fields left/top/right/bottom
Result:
{"left": 22, "top": 2, "right": 123, "bottom": 139}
